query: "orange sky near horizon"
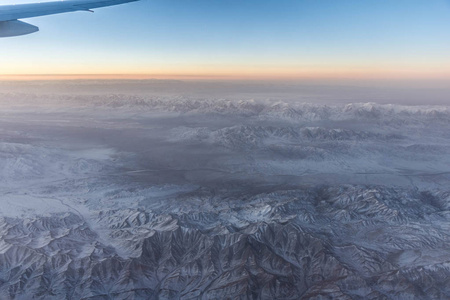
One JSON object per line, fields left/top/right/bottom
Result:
{"left": 1, "top": 63, "right": 450, "bottom": 82}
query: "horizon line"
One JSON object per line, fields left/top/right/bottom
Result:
{"left": 1, "top": 73, "right": 450, "bottom": 81}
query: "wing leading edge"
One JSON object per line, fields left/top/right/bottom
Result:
{"left": 0, "top": 0, "right": 139, "bottom": 37}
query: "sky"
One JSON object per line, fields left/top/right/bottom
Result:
{"left": 0, "top": 0, "right": 450, "bottom": 81}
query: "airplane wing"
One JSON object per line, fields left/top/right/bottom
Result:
{"left": 0, "top": 0, "right": 139, "bottom": 37}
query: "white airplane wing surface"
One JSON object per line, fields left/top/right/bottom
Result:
{"left": 0, "top": 0, "right": 139, "bottom": 37}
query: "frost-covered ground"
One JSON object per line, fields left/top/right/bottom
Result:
{"left": 0, "top": 81, "right": 449, "bottom": 299}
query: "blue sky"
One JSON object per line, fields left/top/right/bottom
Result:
{"left": 1, "top": 0, "right": 450, "bottom": 79}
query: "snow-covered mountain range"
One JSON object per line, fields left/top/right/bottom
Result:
{"left": 0, "top": 92, "right": 449, "bottom": 299}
